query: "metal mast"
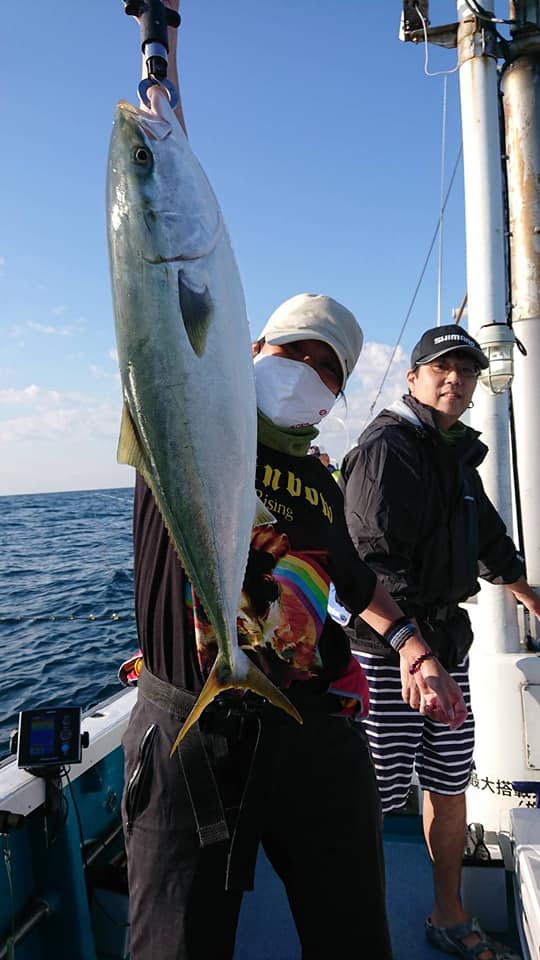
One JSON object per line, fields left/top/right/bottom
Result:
{"left": 456, "top": 0, "right": 521, "bottom": 653}
{"left": 502, "top": 1, "right": 540, "bottom": 613}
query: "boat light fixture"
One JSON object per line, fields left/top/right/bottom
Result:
{"left": 476, "top": 323, "right": 515, "bottom": 395}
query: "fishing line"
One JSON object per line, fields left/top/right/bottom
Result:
{"left": 437, "top": 76, "right": 448, "bottom": 327}
{"left": 366, "top": 142, "right": 463, "bottom": 423}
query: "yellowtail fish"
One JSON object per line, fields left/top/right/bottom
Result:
{"left": 106, "top": 88, "right": 302, "bottom": 751}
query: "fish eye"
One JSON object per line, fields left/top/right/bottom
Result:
{"left": 133, "top": 146, "right": 151, "bottom": 166}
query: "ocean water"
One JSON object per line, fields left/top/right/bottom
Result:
{"left": 0, "top": 487, "right": 137, "bottom": 760}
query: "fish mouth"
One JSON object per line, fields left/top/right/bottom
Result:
{"left": 116, "top": 100, "right": 173, "bottom": 142}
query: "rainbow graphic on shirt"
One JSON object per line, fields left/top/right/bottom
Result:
{"left": 272, "top": 552, "right": 329, "bottom": 637}
{"left": 242, "top": 550, "right": 330, "bottom": 677}
{"left": 190, "top": 537, "right": 331, "bottom": 681}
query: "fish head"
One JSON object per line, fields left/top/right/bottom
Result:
{"left": 107, "top": 91, "right": 221, "bottom": 264}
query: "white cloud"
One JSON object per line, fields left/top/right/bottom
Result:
{"left": 0, "top": 433, "right": 132, "bottom": 497}
{"left": 0, "top": 379, "right": 122, "bottom": 448}
{"left": 0, "top": 398, "right": 121, "bottom": 445}
{"left": 27, "top": 320, "right": 74, "bottom": 337}
{"left": 6, "top": 313, "right": 87, "bottom": 340}
{"left": 316, "top": 340, "right": 409, "bottom": 463}
{"left": 90, "top": 364, "right": 120, "bottom": 382}
{"left": 0, "top": 337, "right": 411, "bottom": 493}
{"left": 0, "top": 385, "right": 63, "bottom": 405}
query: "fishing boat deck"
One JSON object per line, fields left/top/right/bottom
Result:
{"left": 235, "top": 816, "right": 525, "bottom": 960}
{"left": 0, "top": 692, "right": 530, "bottom": 960}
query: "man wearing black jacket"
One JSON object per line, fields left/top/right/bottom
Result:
{"left": 342, "top": 324, "right": 540, "bottom": 960}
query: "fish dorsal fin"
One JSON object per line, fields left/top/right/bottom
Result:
{"left": 178, "top": 273, "right": 213, "bottom": 357}
{"left": 253, "top": 496, "right": 276, "bottom": 528}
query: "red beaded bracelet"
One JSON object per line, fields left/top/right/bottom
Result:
{"left": 409, "top": 652, "right": 436, "bottom": 675}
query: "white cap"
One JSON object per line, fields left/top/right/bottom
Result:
{"left": 258, "top": 293, "right": 363, "bottom": 389}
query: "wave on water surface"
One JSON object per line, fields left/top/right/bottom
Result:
{"left": 0, "top": 487, "right": 137, "bottom": 760}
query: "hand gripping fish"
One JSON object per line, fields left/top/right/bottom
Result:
{"left": 107, "top": 88, "right": 301, "bottom": 752}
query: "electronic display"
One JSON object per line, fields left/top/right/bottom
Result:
{"left": 17, "top": 707, "right": 83, "bottom": 769}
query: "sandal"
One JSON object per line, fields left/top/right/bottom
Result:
{"left": 425, "top": 916, "right": 522, "bottom": 959}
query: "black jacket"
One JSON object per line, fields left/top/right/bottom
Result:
{"left": 341, "top": 395, "right": 524, "bottom": 667}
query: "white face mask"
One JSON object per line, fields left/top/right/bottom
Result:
{"left": 253, "top": 354, "right": 337, "bottom": 428}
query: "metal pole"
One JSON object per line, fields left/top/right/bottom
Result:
{"left": 456, "top": 0, "right": 520, "bottom": 652}
{"left": 0, "top": 899, "right": 50, "bottom": 959}
{"left": 501, "top": 2, "right": 540, "bottom": 592}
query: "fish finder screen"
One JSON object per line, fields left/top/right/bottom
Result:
{"left": 29, "top": 715, "right": 56, "bottom": 757}
{"left": 17, "top": 706, "right": 82, "bottom": 769}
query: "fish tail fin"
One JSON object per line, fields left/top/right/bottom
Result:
{"left": 169, "top": 648, "right": 302, "bottom": 756}
{"left": 242, "top": 650, "right": 303, "bottom": 725}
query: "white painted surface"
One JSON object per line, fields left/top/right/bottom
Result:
{"left": 0, "top": 687, "right": 136, "bottom": 816}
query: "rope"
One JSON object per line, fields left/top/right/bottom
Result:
{"left": 0, "top": 613, "right": 135, "bottom": 624}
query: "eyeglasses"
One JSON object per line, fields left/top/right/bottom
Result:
{"left": 426, "top": 360, "right": 479, "bottom": 380}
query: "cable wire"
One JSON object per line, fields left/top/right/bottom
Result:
{"left": 2, "top": 836, "right": 16, "bottom": 960}
{"left": 463, "top": 0, "right": 517, "bottom": 26}
{"left": 62, "top": 766, "right": 129, "bottom": 930}
{"left": 367, "top": 142, "right": 464, "bottom": 421}
{"left": 416, "top": 4, "right": 460, "bottom": 77}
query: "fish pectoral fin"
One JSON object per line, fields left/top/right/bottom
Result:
{"left": 178, "top": 273, "right": 214, "bottom": 357}
{"left": 169, "top": 649, "right": 302, "bottom": 756}
{"left": 253, "top": 497, "right": 277, "bottom": 528}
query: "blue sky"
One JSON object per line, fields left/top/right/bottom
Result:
{"left": 2, "top": 0, "right": 488, "bottom": 494}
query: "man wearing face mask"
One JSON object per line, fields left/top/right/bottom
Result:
{"left": 126, "top": 283, "right": 469, "bottom": 959}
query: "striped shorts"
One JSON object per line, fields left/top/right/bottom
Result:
{"left": 354, "top": 652, "right": 475, "bottom": 814}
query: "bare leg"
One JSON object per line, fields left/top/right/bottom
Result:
{"left": 423, "top": 790, "right": 499, "bottom": 960}
{"left": 424, "top": 790, "right": 467, "bottom": 926}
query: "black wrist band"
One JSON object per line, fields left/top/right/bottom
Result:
{"left": 383, "top": 618, "right": 417, "bottom": 653}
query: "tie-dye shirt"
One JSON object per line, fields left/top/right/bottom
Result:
{"left": 133, "top": 442, "right": 377, "bottom": 693}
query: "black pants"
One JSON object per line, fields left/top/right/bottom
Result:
{"left": 122, "top": 684, "right": 393, "bottom": 960}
